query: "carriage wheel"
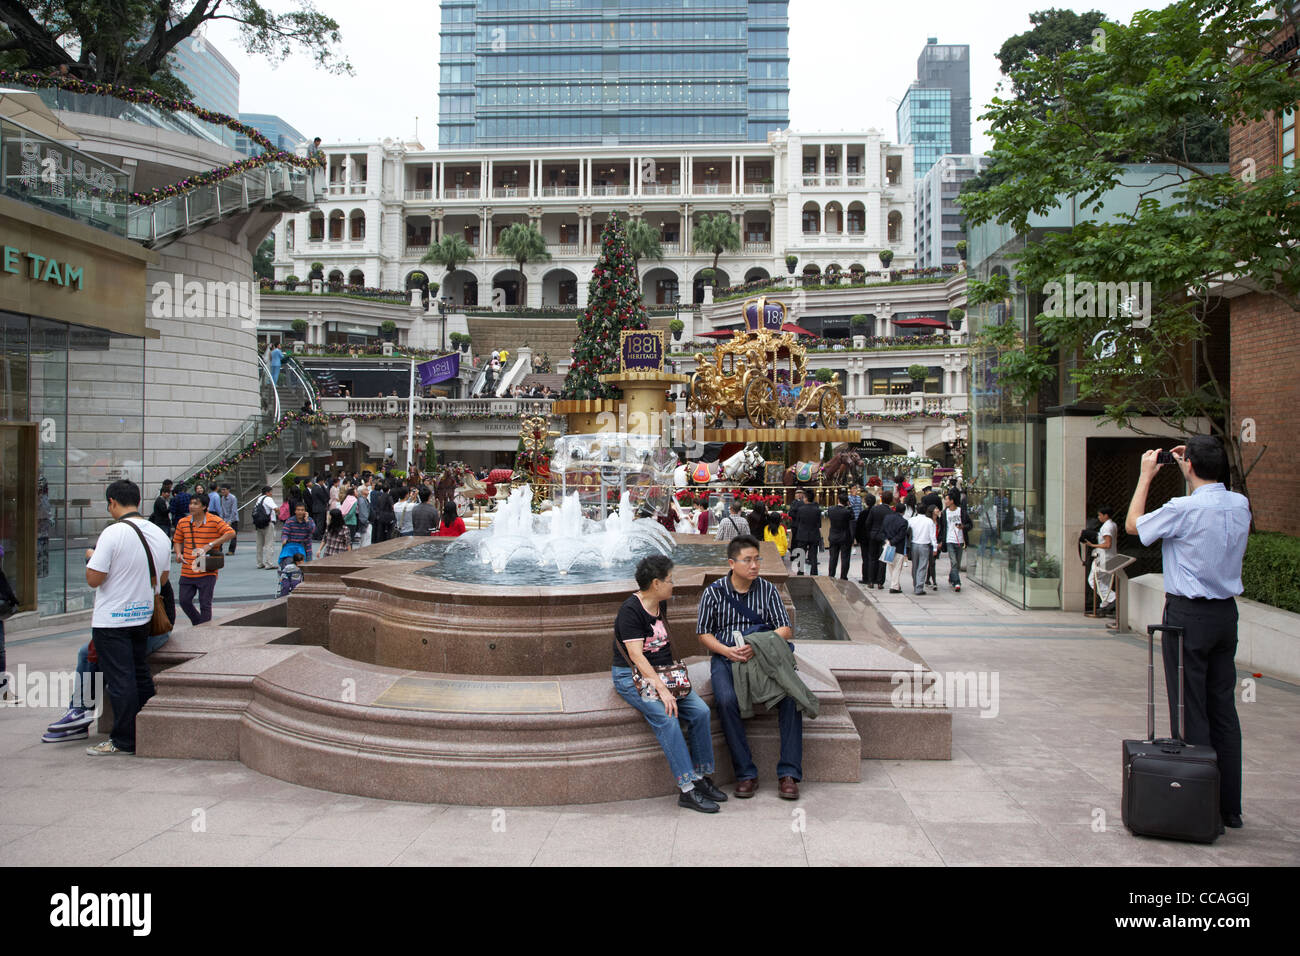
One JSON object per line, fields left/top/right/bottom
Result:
{"left": 688, "top": 371, "right": 709, "bottom": 411}
{"left": 743, "top": 377, "right": 778, "bottom": 429}
{"left": 818, "top": 388, "right": 845, "bottom": 426}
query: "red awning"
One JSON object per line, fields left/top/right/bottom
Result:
{"left": 893, "top": 316, "right": 948, "bottom": 328}
{"left": 697, "top": 328, "right": 743, "bottom": 338}
{"left": 781, "top": 323, "right": 815, "bottom": 336}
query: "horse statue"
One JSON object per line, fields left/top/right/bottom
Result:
{"left": 673, "top": 443, "right": 764, "bottom": 488}
{"left": 783, "top": 447, "right": 863, "bottom": 489}
{"left": 434, "top": 462, "right": 471, "bottom": 508}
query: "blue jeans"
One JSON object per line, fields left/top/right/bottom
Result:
{"left": 709, "top": 654, "right": 803, "bottom": 781}
{"left": 612, "top": 666, "right": 714, "bottom": 790}
{"left": 946, "top": 543, "right": 963, "bottom": 586}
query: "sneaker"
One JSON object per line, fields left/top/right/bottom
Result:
{"left": 47, "top": 707, "right": 94, "bottom": 732}
{"left": 954, "top": 584, "right": 961, "bottom": 592}
{"left": 678, "top": 788, "right": 719, "bottom": 813}
{"left": 42, "top": 726, "right": 89, "bottom": 743}
{"left": 86, "top": 740, "right": 134, "bottom": 756}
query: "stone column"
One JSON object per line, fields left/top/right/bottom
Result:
{"left": 819, "top": 143, "right": 825, "bottom": 184}
{"left": 739, "top": 155, "right": 746, "bottom": 193}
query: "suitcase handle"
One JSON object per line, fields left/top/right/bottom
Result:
{"left": 1146, "top": 623, "right": 1184, "bottom": 744}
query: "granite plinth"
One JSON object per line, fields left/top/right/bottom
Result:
{"left": 131, "top": 538, "right": 950, "bottom": 805}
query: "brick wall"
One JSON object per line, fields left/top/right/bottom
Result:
{"left": 1227, "top": 28, "right": 1299, "bottom": 535}
{"left": 1230, "top": 292, "right": 1300, "bottom": 535}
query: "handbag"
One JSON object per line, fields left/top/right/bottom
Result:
{"left": 119, "top": 517, "right": 174, "bottom": 637}
{"left": 188, "top": 519, "right": 225, "bottom": 572}
{"left": 614, "top": 600, "right": 693, "bottom": 701}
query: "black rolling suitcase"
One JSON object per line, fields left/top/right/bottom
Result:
{"left": 1121, "top": 624, "right": 1221, "bottom": 843}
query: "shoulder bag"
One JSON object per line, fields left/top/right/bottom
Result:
{"left": 119, "top": 518, "right": 174, "bottom": 636}
{"left": 716, "top": 584, "right": 773, "bottom": 638}
{"left": 189, "top": 519, "right": 225, "bottom": 572}
{"left": 614, "top": 599, "right": 692, "bottom": 701}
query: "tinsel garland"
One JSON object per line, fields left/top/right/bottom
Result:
{"left": 188, "top": 411, "right": 329, "bottom": 485}
{"left": 850, "top": 411, "right": 969, "bottom": 422}
{"left": 2, "top": 70, "right": 324, "bottom": 205}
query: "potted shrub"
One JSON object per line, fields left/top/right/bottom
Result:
{"left": 785, "top": 254, "right": 798, "bottom": 275}
{"left": 308, "top": 262, "right": 325, "bottom": 281}
{"left": 947, "top": 307, "right": 965, "bottom": 331}
{"left": 700, "top": 268, "right": 716, "bottom": 287}
{"left": 291, "top": 318, "right": 309, "bottom": 339}
{"left": 955, "top": 240, "right": 968, "bottom": 261}
{"left": 850, "top": 314, "right": 869, "bottom": 335}
{"left": 285, "top": 275, "right": 299, "bottom": 291}
{"left": 380, "top": 320, "right": 397, "bottom": 341}
{"left": 458, "top": 333, "right": 471, "bottom": 353}
{"left": 428, "top": 281, "right": 439, "bottom": 296}
{"left": 907, "top": 363, "right": 929, "bottom": 390}
{"left": 669, "top": 318, "right": 685, "bottom": 341}
{"left": 814, "top": 368, "right": 834, "bottom": 383}
{"left": 878, "top": 249, "right": 894, "bottom": 269}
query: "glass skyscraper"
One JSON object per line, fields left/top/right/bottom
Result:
{"left": 438, "top": 0, "right": 789, "bottom": 148}
{"left": 895, "top": 37, "right": 970, "bottom": 182}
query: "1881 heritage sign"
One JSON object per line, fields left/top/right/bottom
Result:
{"left": 620, "top": 330, "right": 665, "bottom": 371}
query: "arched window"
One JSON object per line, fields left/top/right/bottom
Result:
{"left": 801, "top": 202, "right": 820, "bottom": 235}
{"left": 349, "top": 210, "right": 365, "bottom": 240}
{"left": 328, "top": 210, "right": 345, "bottom": 241}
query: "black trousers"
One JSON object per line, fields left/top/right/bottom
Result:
{"left": 862, "top": 535, "right": 885, "bottom": 585}
{"left": 93, "top": 622, "right": 154, "bottom": 752}
{"left": 827, "top": 540, "right": 851, "bottom": 579}
{"left": 1162, "top": 595, "right": 1242, "bottom": 816}
{"left": 794, "top": 538, "right": 818, "bottom": 574}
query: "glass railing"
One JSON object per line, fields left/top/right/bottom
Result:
{"left": 13, "top": 82, "right": 235, "bottom": 148}
{"left": 0, "top": 114, "right": 130, "bottom": 236}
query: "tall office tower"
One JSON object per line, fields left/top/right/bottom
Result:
{"left": 895, "top": 37, "right": 970, "bottom": 182}
{"left": 438, "top": 0, "right": 790, "bottom": 148}
{"left": 236, "top": 113, "right": 309, "bottom": 156}
{"left": 915, "top": 153, "right": 990, "bottom": 268}
{"left": 167, "top": 31, "right": 240, "bottom": 147}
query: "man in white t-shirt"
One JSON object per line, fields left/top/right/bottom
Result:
{"left": 1083, "top": 503, "right": 1119, "bottom": 614}
{"left": 84, "top": 479, "right": 172, "bottom": 756}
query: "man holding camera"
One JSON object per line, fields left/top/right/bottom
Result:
{"left": 1125, "top": 437, "right": 1251, "bottom": 830}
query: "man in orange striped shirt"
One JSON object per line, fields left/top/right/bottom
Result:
{"left": 172, "top": 494, "right": 235, "bottom": 625}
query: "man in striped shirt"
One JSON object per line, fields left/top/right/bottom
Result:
{"left": 172, "top": 493, "right": 235, "bottom": 625}
{"left": 281, "top": 501, "right": 317, "bottom": 562}
{"left": 697, "top": 534, "right": 802, "bottom": 800}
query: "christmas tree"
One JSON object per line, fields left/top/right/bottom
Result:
{"left": 561, "top": 214, "right": 650, "bottom": 400}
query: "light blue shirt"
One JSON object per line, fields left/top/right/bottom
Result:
{"left": 1136, "top": 483, "right": 1251, "bottom": 599}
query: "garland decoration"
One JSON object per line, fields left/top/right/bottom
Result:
{"left": 187, "top": 411, "right": 328, "bottom": 485}
{"left": 1, "top": 70, "right": 324, "bottom": 205}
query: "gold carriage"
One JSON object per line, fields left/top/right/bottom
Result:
{"left": 688, "top": 297, "right": 845, "bottom": 428}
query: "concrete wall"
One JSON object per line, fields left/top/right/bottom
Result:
{"left": 144, "top": 230, "right": 262, "bottom": 489}
{"left": 1126, "top": 574, "right": 1300, "bottom": 687}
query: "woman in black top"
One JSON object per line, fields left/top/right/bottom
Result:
{"left": 612, "top": 555, "right": 725, "bottom": 813}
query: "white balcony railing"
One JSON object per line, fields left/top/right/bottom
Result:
{"left": 641, "top": 183, "right": 682, "bottom": 195}
{"left": 552, "top": 243, "right": 579, "bottom": 256}
{"left": 743, "top": 241, "right": 772, "bottom": 254}
{"left": 802, "top": 176, "right": 820, "bottom": 188}
{"left": 744, "top": 183, "right": 773, "bottom": 194}
{"left": 321, "top": 396, "right": 555, "bottom": 418}
{"left": 492, "top": 186, "right": 523, "bottom": 198}
{"left": 541, "top": 186, "right": 580, "bottom": 197}
{"left": 695, "top": 183, "right": 723, "bottom": 194}
{"left": 405, "top": 189, "right": 433, "bottom": 200}
{"left": 846, "top": 176, "right": 866, "bottom": 187}
{"left": 660, "top": 242, "right": 682, "bottom": 255}
{"left": 853, "top": 393, "right": 969, "bottom": 415}
{"left": 591, "top": 184, "right": 631, "bottom": 196}
{"left": 404, "top": 244, "right": 429, "bottom": 257}
{"left": 448, "top": 187, "right": 480, "bottom": 199}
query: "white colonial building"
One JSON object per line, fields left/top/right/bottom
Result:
{"left": 271, "top": 129, "right": 914, "bottom": 308}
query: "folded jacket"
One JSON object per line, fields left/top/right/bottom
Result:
{"left": 732, "top": 630, "right": 820, "bottom": 719}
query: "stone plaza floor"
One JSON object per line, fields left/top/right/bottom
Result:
{"left": 2, "top": 531, "right": 1297, "bottom": 866}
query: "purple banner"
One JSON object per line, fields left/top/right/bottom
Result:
{"left": 418, "top": 353, "right": 460, "bottom": 386}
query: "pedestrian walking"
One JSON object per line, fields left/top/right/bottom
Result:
{"left": 172, "top": 493, "right": 234, "bottom": 626}
{"left": 936, "top": 490, "right": 972, "bottom": 593}
{"left": 908, "top": 505, "right": 938, "bottom": 596}
{"left": 251, "top": 485, "right": 279, "bottom": 569}
{"left": 217, "top": 484, "right": 239, "bottom": 554}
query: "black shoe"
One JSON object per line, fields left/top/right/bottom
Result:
{"left": 1222, "top": 812, "right": 1243, "bottom": 829}
{"left": 694, "top": 776, "right": 728, "bottom": 803}
{"left": 678, "top": 788, "right": 720, "bottom": 813}
{"left": 889, "top": 588, "right": 902, "bottom": 594}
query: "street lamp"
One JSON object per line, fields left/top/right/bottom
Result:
{"left": 437, "top": 295, "right": 453, "bottom": 354}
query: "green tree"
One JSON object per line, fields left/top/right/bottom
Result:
{"left": 624, "top": 218, "right": 664, "bottom": 271}
{"left": 561, "top": 214, "right": 649, "bottom": 400}
{"left": 421, "top": 234, "right": 476, "bottom": 286}
{"left": 692, "top": 212, "right": 740, "bottom": 272}
{"left": 995, "top": 7, "right": 1109, "bottom": 97}
{"left": 424, "top": 434, "right": 438, "bottom": 472}
{"left": 496, "top": 222, "right": 550, "bottom": 302}
{"left": 961, "top": 0, "right": 1300, "bottom": 498}
{"left": 253, "top": 235, "right": 275, "bottom": 279}
{"left": 0, "top": 1, "right": 351, "bottom": 100}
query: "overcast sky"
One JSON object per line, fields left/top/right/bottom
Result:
{"left": 207, "top": 0, "right": 1160, "bottom": 152}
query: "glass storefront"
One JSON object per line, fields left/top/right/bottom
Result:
{"left": 0, "top": 311, "right": 144, "bottom": 617}
{"left": 966, "top": 231, "right": 1054, "bottom": 608}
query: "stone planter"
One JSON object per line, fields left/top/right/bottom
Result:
{"left": 1025, "top": 577, "right": 1061, "bottom": 609}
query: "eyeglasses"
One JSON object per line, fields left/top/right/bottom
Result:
{"left": 734, "top": 556, "right": 762, "bottom": 565}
